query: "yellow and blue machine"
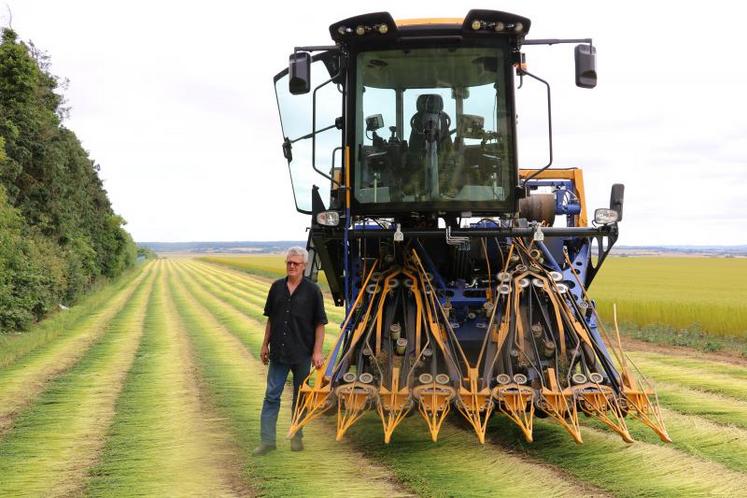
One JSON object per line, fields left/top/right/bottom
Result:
{"left": 273, "top": 10, "right": 670, "bottom": 444}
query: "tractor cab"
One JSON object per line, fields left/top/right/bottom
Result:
{"left": 274, "top": 11, "right": 533, "bottom": 219}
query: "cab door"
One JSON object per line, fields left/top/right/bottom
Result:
{"left": 273, "top": 53, "right": 343, "bottom": 214}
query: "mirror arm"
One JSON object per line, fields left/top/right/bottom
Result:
{"left": 290, "top": 123, "right": 337, "bottom": 143}
{"left": 295, "top": 45, "right": 339, "bottom": 52}
{"left": 522, "top": 38, "right": 592, "bottom": 47}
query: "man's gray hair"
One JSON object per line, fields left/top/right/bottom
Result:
{"left": 286, "top": 246, "right": 309, "bottom": 264}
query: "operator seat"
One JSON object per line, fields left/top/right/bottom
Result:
{"left": 408, "top": 94, "right": 452, "bottom": 154}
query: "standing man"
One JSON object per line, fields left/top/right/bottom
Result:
{"left": 253, "top": 246, "right": 327, "bottom": 455}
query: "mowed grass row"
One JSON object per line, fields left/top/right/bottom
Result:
{"left": 0, "top": 265, "right": 156, "bottom": 496}
{"left": 0, "top": 263, "right": 148, "bottom": 369}
{"left": 85, "top": 262, "right": 247, "bottom": 496}
{"left": 174, "top": 260, "right": 595, "bottom": 497}
{"left": 188, "top": 259, "right": 344, "bottom": 324}
{"left": 181, "top": 261, "right": 342, "bottom": 344}
{"left": 198, "top": 254, "right": 330, "bottom": 290}
{"left": 191, "top": 258, "right": 747, "bottom": 496}
{"left": 203, "top": 254, "right": 747, "bottom": 336}
{"left": 0, "top": 263, "right": 154, "bottom": 435}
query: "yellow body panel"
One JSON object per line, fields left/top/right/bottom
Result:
{"left": 395, "top": 18, "right": 462, "bottom": 27}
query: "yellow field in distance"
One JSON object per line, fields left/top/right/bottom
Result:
{"left": 592, "top": 257, "right": 747, "bottom": 337}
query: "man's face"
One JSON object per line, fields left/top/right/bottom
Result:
{"left": 286, "top": 255, "right": 305, "bottom": 278}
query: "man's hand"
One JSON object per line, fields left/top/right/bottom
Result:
{"left": 312, "top": 351, "right": 324, "bottom": 369}
{"left": 260, "top": 343, "right": 270, "bottom": 365}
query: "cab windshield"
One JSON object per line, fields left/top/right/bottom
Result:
{"left": 354, "top": 46, "right": 514, "bottom": 209}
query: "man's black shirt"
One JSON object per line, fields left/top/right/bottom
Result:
{"left": 263, "top": 277, "right": 328, "bottom": 365}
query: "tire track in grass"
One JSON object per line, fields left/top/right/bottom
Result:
{"left": 190, "top": 259, "right": 344, "bottom": 323}
{"left": 85, "top": 262, "right": 247, "bottom": 497}
{"left": 170, "top": 261, "right": 411, "bottom": 497}
{"left": 176, "top": 261, "right": 600, "bottom": 497}
{"left": 0, "top": 264, "right": 156, "bottom": 497}
{"left": 0, "top": 263, "right": 154, "bottom": 436}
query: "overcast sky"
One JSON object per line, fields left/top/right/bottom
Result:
{"left": 4, "top": 1, "right": 746, "bottom": 245}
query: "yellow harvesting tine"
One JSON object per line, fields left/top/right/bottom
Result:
{"left": 414, "top": 383, "right": 454, "bottom": 442}
{"left": 378, "top": 368, "right": 412, "bottom": 443}
{"left": 288, "top": 369, "right": 333, "bottom": 438}
{"left": 494, "top": 385, "right": 535, "bottom": 443}
{"left": 334, "top": 383, "right": 377, "bottom": 441}
{"left": 577, "top": 386, "right": 634, "bottom": 443}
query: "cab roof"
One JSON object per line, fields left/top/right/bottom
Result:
{"left": 329, "top": 10, "right": 531, "bottom": 45}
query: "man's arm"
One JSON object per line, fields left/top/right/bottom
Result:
{"left": 312, "top": 323, "right": 325, "bottom": 369}
{"left": 260, "top": 319, "right": 271, "bottom": 365}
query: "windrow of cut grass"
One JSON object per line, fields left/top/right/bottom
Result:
{"left": 0, "top": 263, "right": 148, "bottom": 369}
{"left": 624, "top": 355, "right": 747, "bottom": 401}
{"left": 85, "top": 262, "right": 247, "bottom": 497}
{"left": 197, "top": 259, "right": 747, "bottom": 496}
{"left": 488, "top": 414, "right": 747, "bottom": 497}
{"left": 629, "top": 350, "right": 747, "bottom": 380}
{"left": 180, "top": 261, "right": 342, "bottom": 344}
{"left": 189, "top": 259, "right": 343, "bottom": 323}
{"left": 169, "top": 261, "right": 413, "bottom": 497}
{"left": 592, "top": 256, "right": 747, "bottom": 336}
{"left": 173, "top": 260, "right": 595, "bottom": 497}
{"left": 198, "top": 254, "right": 330, "bottom": 289}
{"left": 0, "top": 263, "right": 154, "bottom": 435}
{"left": 0, "top": 263, "right": 156, "bottom": 497}
{"left": 654, "top": 381, "right": 747, "bottom": 429}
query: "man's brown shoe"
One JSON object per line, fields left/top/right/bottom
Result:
{"left": 290, "top": 437, "right": 304, "bottom": 452}
{"left": 252, "top": 443, "right": 276, "bottom": 456}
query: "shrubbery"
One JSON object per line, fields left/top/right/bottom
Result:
{"left": 0, "top": 28, "right": 136, "bottom": 332}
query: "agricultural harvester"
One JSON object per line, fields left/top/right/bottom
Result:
{"left": 273, "top": 10, "right": 670, "bottom": 445}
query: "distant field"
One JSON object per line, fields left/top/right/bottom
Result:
{"left": 200, "top": 255, "right": 747, "bottom": 338}
{"left": 591, "top": 257, "right": 747, "bottom": 337}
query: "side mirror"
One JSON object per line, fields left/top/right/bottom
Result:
{"left": 574, "top": 44, "right": 597, "bottom": 89}
{"left": 610, "top": 183, "right": 624, "bottom": 221}
{"left": 289, "top": 52, "right": 311, "bottom": 95}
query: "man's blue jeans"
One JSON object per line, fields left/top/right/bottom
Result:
{"left": 260, "top": 358, "right": 311, "bottom": 445}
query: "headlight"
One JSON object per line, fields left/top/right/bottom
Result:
{"left": 316, "top": 211, "right": 340, "bottom": 226}
{"left": 594, "top": 208, "right": 619, "bottom": 225}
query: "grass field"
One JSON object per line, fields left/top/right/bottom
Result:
{"left": 2, "top": 257, "right": 747, "bottom": 496}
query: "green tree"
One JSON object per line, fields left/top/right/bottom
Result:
{"left": 0, "top": 28, "right": 136, "bottom": 332}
